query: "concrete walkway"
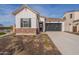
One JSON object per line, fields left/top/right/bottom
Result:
{"left": 46, "top": 32, "right": 79, "bottom": 55}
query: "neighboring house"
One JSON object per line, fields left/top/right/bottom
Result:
{"left": 64, "top": 10, "right": 79, "bottom": 32}
{"left": 12, "top": 5, "right": 65, "bottom": 35}
{"left": 0, "top": 26, "right": 12, "bottom": 33}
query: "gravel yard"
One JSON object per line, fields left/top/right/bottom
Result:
{"left": 0, "top": 33, "right": 61, "bottom": 55}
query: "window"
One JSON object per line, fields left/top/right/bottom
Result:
{"left": 21, "top": 18, "right": 31, "bottom": 27}
{"left": 70, "top": 14, "right": 72, "bottom": 19}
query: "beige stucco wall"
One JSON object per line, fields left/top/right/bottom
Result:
{"left": 73, "top": 22, "right": 79, "bottom": 32}
{"left": 64, "top": 12, "right": 74, "bottom": 32}
{"left": 74, "top": 12, "right": 79, "bottom": 20}
{"left": 40, "top": 17, "right": 45, "bottom": 22}
{"left": 77, "top": 25, "right": 79, "bottom": 32}
{"left": 73, "top": 12, "right": 79, "bottom": 32}
{"left": 15, "top": 8, "right": 38, "bottom": 28}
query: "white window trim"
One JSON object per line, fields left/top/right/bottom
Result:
{"left": 20, "top": 18, "right": 31, "bottom": 28}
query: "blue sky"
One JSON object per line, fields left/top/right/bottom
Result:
{"left": 0, "top": 4, "right": 79, "bottom": 26}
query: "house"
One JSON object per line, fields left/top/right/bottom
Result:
{"left": 13, "top": 5, "right": 40, "bottom": 35}
{"left": 12, "top": 5, "right": 65, "bottom": 35}
{"left": 64, "top": 10, "right": 79, "bottom": 32}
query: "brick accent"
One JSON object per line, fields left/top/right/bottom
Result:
{"left": 15, "top": 28, "right": 37, "bottom": 35}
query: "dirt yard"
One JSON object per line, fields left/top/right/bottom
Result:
{"left": 0, "top": 33, "right": 61, "bottom": 55}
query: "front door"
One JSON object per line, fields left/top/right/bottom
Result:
{"left": 39, "top": 22, "right": 43, "bottom": 32}
{"left": 73, "top": 26, "right": 77, "bottom": 32}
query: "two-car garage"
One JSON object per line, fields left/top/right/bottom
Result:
{"left": 45, "top": 23, "right": 62, "bottom": 31}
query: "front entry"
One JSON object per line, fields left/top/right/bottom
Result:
{"left": 73, "top": 26, "right": 77, "bottom": 32}
{"left": 39, "top": 22, "right": 43, "bottom": 32}
{"left": 46, "top": 23, "right": 62, "bottom": 31}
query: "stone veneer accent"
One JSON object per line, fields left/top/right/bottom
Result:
{"left": 15, "top": 28, "right": 37, "bottom": 35}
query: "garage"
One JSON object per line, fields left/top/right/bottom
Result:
{"left": 45, "top": 23, "right": 62, "bottom": 31}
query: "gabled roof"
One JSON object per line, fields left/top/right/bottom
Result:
{"left": 12, "top": 4, "right": 40, "bottom": 15}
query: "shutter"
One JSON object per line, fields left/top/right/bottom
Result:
{"left": 21, "top": 18, "right": 23, "bottom": 27}
{"left": 29, "top": 18, "right": 31, "bottom": 27}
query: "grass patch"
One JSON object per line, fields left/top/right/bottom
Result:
{"left": 0, "top": 32, "right": 6, "bottom": 35}
{"left": 0, "top": 27, "right": 12, "bottom": 29}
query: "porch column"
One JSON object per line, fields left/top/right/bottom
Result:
{"left": 62, "top": 22, "right": 65, "bottom": 31}
{"left": 43, "top": 22, "right": 45, "bottom": 32}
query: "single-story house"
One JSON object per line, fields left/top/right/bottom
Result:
{"left": 12, "top": 5, "right": 79, "bottom": 35}
{"left": 12, "top": 5, "right": 65, "bottom": 35}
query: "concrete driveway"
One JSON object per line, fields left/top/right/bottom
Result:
{"left": 46, "top": 32, "right": 79, "bottom": 55}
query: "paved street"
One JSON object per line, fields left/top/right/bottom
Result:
{"left": 46, "top": 32, "right": 79, "bottom": 55}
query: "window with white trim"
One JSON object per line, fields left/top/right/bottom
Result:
{"left": 21, "top": 18, "right": 31, "bottom": 27}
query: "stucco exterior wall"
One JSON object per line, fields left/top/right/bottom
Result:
{"left": 15, "top": 8, "right": 37, "bottom": 28}
{"left": 64, "top": 12, "right": 75, "bottom": 32}
{"left": 40, "top": 17, "right": 45, "bottom": 22}
{"left": 74, "top": 12, "right": 79, "bottom": 20}
{"left": 73, "top": 12, "right": 79, "bottom": 32}
{"left": 77, "top": 25, "right": 79, "bottom": 32}
{"left": 73, "top": 22, "right": 79, "bottom": 32}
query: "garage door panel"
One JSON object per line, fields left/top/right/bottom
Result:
{"left": 46, "top": 23, "right": 62, "bottom": 31}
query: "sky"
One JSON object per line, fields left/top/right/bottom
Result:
{"left": 0, "top": 4, "right": 79, "bottom": 26}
